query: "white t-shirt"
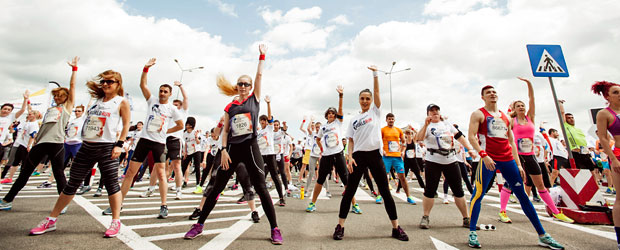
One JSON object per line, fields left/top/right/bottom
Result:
{"left": 140, "top": 96, "right": 182, "bottom": 144}
{"left": 257, "top": 124, "right": 275, "bottom": 155}
{"left": 317, "top": 119, "right": 344, "bottom": 156}
{"left": 208, "top": 136, "right": 222, "bottom": 156}
{"left": 0, "top": 113, "right": 16, "bottom": 143}
{"left": 415, "top": 143, "right": 426, "bottom": 158}
{"left": 534, "top": 133, "right": 548, "bottom": 163}
{"left": 273, "top": 130, "right": 285, "bottom": 155}
{"left": 310, "top": 131, "right": 322, "bottom": 157}
{"left": 130, "top": 130, "right": 141, "bottom": 151}
{"left": 184, "top": 130, "right": 199, "bottom": 155}
{"left": 197, "top": 134, "right": 207, "bottom": 152}
{"left": 168, "top": 108, "right": 187, "bottom": 139}
{"left": 455, "top": 140, "right": 465, "bottom": 163}
{"left": 14, "top": 121, "right": 38, "bottom": 148}
{"left": 65, "top": 115, "right": 85, "bottom": 144}
{"left": 346, "top": 103, "right": 382, "bottom": 153}
{"left": 550, "top": 137, "right": 568, "bottom": 159}
{"left": 292, "top": 142, "right": 303, "bottom": 158}
{"left": 304, "top": 131, "right": 314, "bottom": 151}
{"left": 424, "top": 121, "right": 459, "bottom": 164}
{"left": 282, "top": 135, "right": 292, "bottom": 156}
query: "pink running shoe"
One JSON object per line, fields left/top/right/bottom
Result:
{"left": 30, "top": 218, "right": 56, "bottom": 235}
{"left": 1, "top": 178, "right": 13, "bottom": 184}
{"left": 104, "top": 220, "right": 121, "bottom": 238}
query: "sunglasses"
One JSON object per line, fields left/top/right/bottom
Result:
{"left": 100, "top": 79, "right": 118, "bottom": 85}
{"left": 159, "top": 90, "right": 169, "bottom": 94}
{"left": 237, "top": 82, "right": 251, "bottom": 87}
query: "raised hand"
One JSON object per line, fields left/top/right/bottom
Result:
{"left": 145, "top": 58, "right": 156, "bottom": 68}
{"left": 367, "top": 65, "right": 378, "bottom": 72}
{"left": 259, "top": 44, "right": 267, "bottom": 55}
{"left": 264, "top": 95, "right": 271, "bottom": 103}
{"left": 173, "top": 81, "right": 182, "bottom": 87}
{"left": 67, "top": 56, "right": 79, "bottom": 68}
{"left": 23, "top": 90, "right": 30, "bottom": 99}
{"left": 336, "top": 85, "right": 344, "bottom": 94}
{"left": 517, "top": 77, "right": 530, "bottom": 83}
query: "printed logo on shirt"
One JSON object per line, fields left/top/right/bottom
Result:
{"left": 352, "top": 115, "right": 373, "bottom": 130}
{"left": 486, "top": 116, "right": 508, "bottom": 139}
{"left": 517, "top": 138, "right": 534, "bottom": 153}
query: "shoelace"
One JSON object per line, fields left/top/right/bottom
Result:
{"left": 39, "top": 220, "right": 52, "bottom": 228}
{"left": 109, "top": 221, "right": 120, "bottom": 231}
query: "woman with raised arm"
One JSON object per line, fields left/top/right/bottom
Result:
{"left": 0, "top": 57, "right": 79, "bottom": 211}
{"left": 257, "top": 95, "right": 286, "bottom": 206}
{"left": 333, "top": 66, "right": 408, "bottom": 241}
{"left": 306, "top": 85, "right": 362, "bottom": 214}
{"left": 29, "top": 67, "right": 130, "bottom": 237}
{"left": 498, "top": 77, "right": 573, "bottom": 224}
{"left": 184, "top": 44, "right": 282, "bottom": 244}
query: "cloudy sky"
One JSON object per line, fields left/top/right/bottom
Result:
{"left": 1, "top": 0, "right": 619, "bottom": 141}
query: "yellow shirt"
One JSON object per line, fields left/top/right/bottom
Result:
{"left": 381, "top": 126, "right": 403, "bottom": 157}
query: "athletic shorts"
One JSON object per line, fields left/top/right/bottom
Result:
{"left": 166, "top": 137, "right": 182, "bottom": 160}
{"left": 551, "top": 156, "right": 569, "bottom": 170}
{"left": 132, "top": 138, "right": 166, "bottom": 163}
{"left": 383, "top": 156, "right": 405, "bottom": 174}
{"left": 284, "top": 155, "right": 290, "bottom": 163}
{"left": 302, "top": 149, "right": 311, "bottom": 165}
{"left": 602, "top": 161, "right": 610, "bottom": 170}
{"left": 573, "top": 152, "right": 596, "bottom": 171}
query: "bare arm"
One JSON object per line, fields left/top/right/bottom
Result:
{"left": 265, "top": 96, "right": 273, "bottom": 123}
{"left": 299, "top": 119, "right": 307, "bottom": 134}
{"left": 140, "top": 58, "right": 156, "bottom": 100}
{"left": 468, "top": 110, "right": 484, "bottom": 152}
{"left": 368, "top": 65, "right": 381, "bottom": 108}
{"left": 174, "top": 81, "right": 189, "bottom": 110}
{"left": 519, "top": 77, "right": 535, "bottom": 123}
{"left": 65, "top": 56, "right": 79, "bottom": 111}
{"left": 213, "top": 115, "right": 225, "bottom": 136}
{"left": 166, "top": 120, "right": 184, "bottom": 134}
{"left": 558, "top": 100, "right": 566, "bottom": 124}
{"left": 15, "top": 91, "right": 29, "bottom": 119}
{"left": 597, "top": 110, "right": 620, "bottom": 173}
{"left": 253, "top": 44, "right": 267, "bottom": 100}
{"left": 415, "top": 117, "right": 431, "bottom": 142}
{"left": 507, "top": 128, "right": 522, "bottom": 168}
{"left": 336, "top": 85, "right": 344, "bottom": 122}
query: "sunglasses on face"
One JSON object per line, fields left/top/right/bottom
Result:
{"left": 237, "top": 82, "right": 251, "bottom": 87}
{"left": 360, "top": 97, "right": 371, "bottom": 101}
{"left": 159, "top": 90, "right": 169, "bottom": 94}
{"left": 100, "top": 79, "right": 118, "bottom": 85}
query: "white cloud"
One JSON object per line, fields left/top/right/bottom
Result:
{"left": 329, "top": 15, "right": 353, "bottom": 25}
{"left": 207, "top": 0, "right": 238, "bottom": 17}
{"left": 423, "top": 0, "right": 495, "bottom": 16}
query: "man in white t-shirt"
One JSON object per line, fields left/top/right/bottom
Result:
{"left": 548, "top": 128, "right": 568, "bottom": 185}
{"left": 0, "top": 95, "right": 28, "bottom": 187}
{"left": 158, "top": 80, "right": 187, "bottom": 200}
{"left": 113, "top": 58, "right": 184, "bottom": 219}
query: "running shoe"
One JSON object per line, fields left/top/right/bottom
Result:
{"left": 306, "top": 202, "right": 316, "bottom": 212}
{"left": 533, "top": 196, "right": 542, "bottom": 203}
{"left": 175, "top": 190, "right": 183, "bottom": 200}
{"left": 237, "top": 196, "right": 247, "bottom": 204}
{"left": 538, "top": 233, "right": 565, "bottom": 249}
{"left": 552, "top": 212, "right": 575, "bottom": 224}
{"left": 271, "top": 227, "right": 283, "bottom": 245}
{"left": 498, "top": 211, "right": 512, "bottom": 223}
{"left": 407, "top": 196, "right": 417, "bottom": 205}
{"left": 231, "top": 184, "right": 238, "bottom": 190}
{"left": 351, "top": 203, "right": 362, "bottom": 214}
{"left": 509, "top": 194, "right": 517, "bottom": 203}
{"left": 104, "top": 220, "right": 121, "bottom": 238}
{"left": 375, "top": 195, "right": 383, "bottom": 204}
{"left": 278, "top": 198, "right": 286, "bottom": 207}
{"left": 0, "top": 200, "right": 12, "bottom": 211}
{"left": 184, "top": 223, "right": 203, "bottom": 239}
{"left": 157, "top": 205, "right": 168, "bottom": 219}
{"left": 333, "top": 224, "right": 344, "bottom": 240}
{"left": 182, "top": 182, "right": 187, "bottom": 188}
{"left": 326, "top": 191, "right": 332, "bottom": 198}
{"left": 251, "top": 211, "right": 260, "bottom": 223}
{"left": 189, "top": 208, "right": 200, "bottom": 220}
{"left": 468, "top": 231, "right": 481, "bottom": 248}
{"left": 77, "top": 185, "right": 91, "bottom": 195}
{"left": 193, "top": 186, "right": 203, "bottom": 194}
{"left": 93, "top": 188, "right": 103, "bottom": 197}
{"left": 60, "top": 206, "right": 67, "bottom": 215}
{"left": 37, "top": 181, "right": 52, "bottom": 189}
{"left": 102, "top": 207, "right": 112, "bottom": 215}
{"left": 31, "top": 171, "right": 40, "bottom": 176}
{"left": 371, "top": 191, "right": 378, "bottom": 197}
{"left": 140, "top": 188, "right": 154, "bottom": 198}
{"left": 1, "top": 178, "right": 13, "bottom": 184}
{"left": 29, "top": 218, "right": 56, "bottom": 235}
{"left": 391, "top": 226, "right": 409, "bottom": 241}
{"left": 419, "top": 215, "right": 430, "bottom": 229}
{"left": 606, "top": 187, "right": 613, "bottom": 194}
{"left": 463, "top": 217, "right": 470, "bottom": 228}
{"left": 443, "top": 197, "right": 450, "bottom": 204}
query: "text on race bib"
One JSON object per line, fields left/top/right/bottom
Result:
{"left": 406, "top": 149, "right": 415, "bottom": 158}
{"left": 518, "top": 138, "right": 534, "bottom": 153}
{"left": 258, "top": 135, "right": 270, "bottom": 151}
{"left": 388, "top": 141, "right": 400, "bottom": 152}
{"left": 83, "top": 116, "right": 106, "bottom": 139}
{"left": 147, "top": 115, "right": 165, "bottom": 133}
{"left": 325, "top": 133, "right": 339, "bottom": 148}
{"left": 231, "top": 113, "right": 253, "bottom": 137}
{"left": 486, "top": 116, "right": 508, "bottom": 139}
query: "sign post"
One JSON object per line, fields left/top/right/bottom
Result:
{"left": 526, "top": 44, "right": 576, "bottom": 168}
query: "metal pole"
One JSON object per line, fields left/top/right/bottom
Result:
{"left": 389, "top": 73, "right": 393, "bottom": 113}
{"left": 548, "top": 76, "right": 576, "bottom": 168}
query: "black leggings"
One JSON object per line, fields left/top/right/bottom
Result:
{"left": 339, "top": 149, "right": 397, "bottom": 220}
{"left": 276, "top": 155, "right": 288, "bottom": 189}
{"left": 425, "top": 161, "right": 464, "bottom": 198}
{"left": 443, "top": 161, "right": 473, "bottom": 195}
{"left": 3, "top": 143, "right": 66, "bottom": 202}
{"left": 2, "top": 146, "right": 27, "bottom": 179}
{"left": 197, "top": 138, "right": 277, "bottom": 228}
{"left": 200, "top": 151, "right": 217, "bottom": 186}
{"left": 263, "top": 154, "right": 284, "bottom": 199}
{"left": 317, "top": 152, "right": 348, "bottom": 186}
{"left": 63, "top": 142, "right": 120, "bottom": 195}
{"left": 403, "top": 157, "right": 425, "bottom": 188}
{"left": 182, "top": 152, "right": 202, "bottom": 185}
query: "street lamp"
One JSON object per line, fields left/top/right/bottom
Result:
{"left": 173, "top": 59, "right": 204, "bottom": 99}
{"left": 378, "top": 61, "right": 411, "bottom": 113}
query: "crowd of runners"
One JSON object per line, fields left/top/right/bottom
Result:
{"left": 0, "top": 46, "right": 619, "bottom": 250}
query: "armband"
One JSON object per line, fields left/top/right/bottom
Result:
{"left": 115, "top": 141, "right": 124, "bottom": 147}
{"left": 336, "top": 114, "right": 343, "bottom": 119}
{"left": 454, "top": 131, "right": 463, "bottom": 140}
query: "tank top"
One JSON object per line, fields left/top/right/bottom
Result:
{"left": 605, "top": 107, "right": 620, "bottom": 137}
{"left": 82, "top": 96, "right": 123, "bottom": 143}
{"left": 512, "top": 116, "right": 535, "bottom": 156}
{"left": 405, "top": 142, "right": 415, "bottom": 159}
{"left": 225, "top": 94, "right": 259, "bottom": 144}
{"left": 478, "top": 108, "right": 513, "bottom": 161}
{"left": 36, "top": 104, "right": 71, "bottom": 144}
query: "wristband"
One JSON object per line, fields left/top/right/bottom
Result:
{"left": 115, "top": 141, "right": 124, "bottom": 147}
{"left": 217, "top": 122, "right": 223, "bottom": 128}
{"left": 336, "top": 114, "right": 344, "bottom": 119}
{"left": 259, "top": 54, "right": 266, "bottom": 61}
{"left": 478, "top": 150, "right": 488, "bottom": 158}
{"left": 373, "top": 71, "right": 378, "bottom": 77}
{"left": 143, "top": 67, "right": 149, "bottom": 73}
{"left": 268, "top": 118, "right": 274, "bottom": 123}
{"left": 302, "top": 120, "right": 306, "bottom": 123}
{"left": 72, "top": 66, "right": 78, "bottom": 72}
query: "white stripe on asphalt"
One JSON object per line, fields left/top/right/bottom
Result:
{"left": 431, "top": 236, "right": 459, "bottom": 250}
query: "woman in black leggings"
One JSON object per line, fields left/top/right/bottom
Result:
{"left": 181, "top": 117, "right": 202, "bottom": 192}
{"left": 184, "top": 44, "right": 282, "bottom": 244}
{"left": 334, "top": 65, "right": 408, "bottom": 241}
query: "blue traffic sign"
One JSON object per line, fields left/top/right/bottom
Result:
{"left": 526, "top": 44, "right": 569, "bottom": 77}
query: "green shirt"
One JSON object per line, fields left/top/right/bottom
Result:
{"left": 564, "top": 122, "right": 587, "bottom": 151}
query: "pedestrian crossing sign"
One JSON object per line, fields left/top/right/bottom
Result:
{"left": 526, "top": 44, "right": 569, "bottom": 77}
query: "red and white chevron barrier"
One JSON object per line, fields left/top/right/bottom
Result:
{"left": 548, "top": 169, "right": 611, "bottom": 225}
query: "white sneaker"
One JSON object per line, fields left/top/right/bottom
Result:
{"left": 443, "top": 198, "right": 450, "bottom": 204}
{"left": 175, "top": 190, "right": 182, "bottom": 200}
{"left": 287, "top": 184, "right": 299, "bottom": 191}
{"left": 140, "top": 188, "right": 154, "bottom": 198}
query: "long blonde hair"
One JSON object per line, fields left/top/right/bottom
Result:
{"left": 86, "top": 70, "right": 124, "bottom": 99}
{"left": 216, "top": 74, "right": 252, "bottom": 97}
{"left": 510, "top": 100, "right": 525, "bottom": 118}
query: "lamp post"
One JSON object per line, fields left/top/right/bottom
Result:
{"left": 378, "top": 61, "right": 411, "bottom": 113}
{"left": 173, "top": 59, "right": 204, "bottom": 99}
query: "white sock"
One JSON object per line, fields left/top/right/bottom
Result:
{"left": 149, "top": 185, "right": 156, "bottom": 191}
{"left": 176, "top": 187, "right": 182, "bottom": 192}
{"left": 47, "top": 216, "right": 57, "bottom": 221}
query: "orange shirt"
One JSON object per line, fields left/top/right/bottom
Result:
{"left": 381, "top": 126, "right": 403, "bottom": 157}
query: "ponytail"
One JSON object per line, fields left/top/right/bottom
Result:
{"left": 216, "top": 74, "right": 238, "bottom": 97}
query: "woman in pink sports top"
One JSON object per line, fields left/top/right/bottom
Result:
{"left": 593, "top": 80, "right": 620, "bottom": 248}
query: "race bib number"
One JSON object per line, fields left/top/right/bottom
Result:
{"left": 406, "top": 149, "right": 415, "bottom": 158}
{"left": 258, "top": 136, "right": 269, "bottom": 151}
{"left": 231, "top": 113, "right": 253, "bottom": 137}
{"left": 210, "top": 146, "right": 218, "bottom": 156}
{"left": 147, "top": 116, "right": 164, "bottom": 133}
{"left": 518, "top": 138, "right": 534, "bottom": 153}
{"left": 437, "top": 134, "right": 453, "bottom": 149}
{"left": 486, "top": 117, "right": 508, "bottom": 139}
{"left": 43, "top": 107, "right": 62, "bottom": 124}
{"left": 83, "top": 116, "right": 106, "bottom": 139}
{"left": 388, "top": 141, "right": 400, "bottom": 152}
{"left": 326, "top": 134, "right": 339, "bottom": 148}
{"left": 66, "top": 126, "right": 79, "bottom": 138}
